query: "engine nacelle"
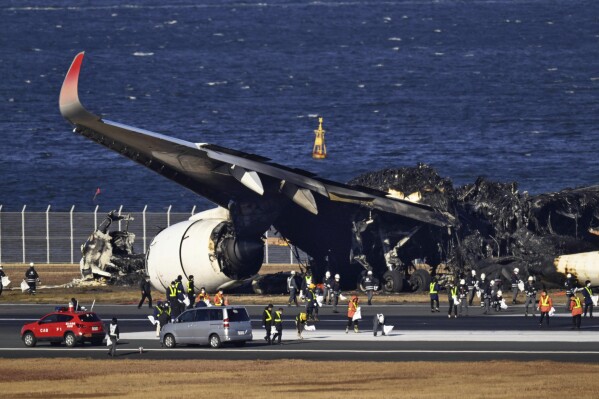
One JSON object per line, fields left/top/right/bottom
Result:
{"left": 146, "top": 207, "right": 264, "bottom": 294}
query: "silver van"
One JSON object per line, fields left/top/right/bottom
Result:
{"left": 160, "top": 306, "right": 252, "bottom": 348}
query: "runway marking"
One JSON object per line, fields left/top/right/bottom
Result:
{"left": 1, "top": 347, "right": 599, "bottom": 355}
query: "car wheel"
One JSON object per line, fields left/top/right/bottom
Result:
{"left": 233, "top": 341, "right": 246, "bottom": 347}
{"left": 209, "top": 334, "right": 221, "bottom": 349}
{"left": 23, "top": 331, "right": 37, "bottom": 347}
{"left": 64, "top": 332, "right": 77, "bottom": 347}
{"left": 163, "top": 334, "right": 176, "bottom": 348}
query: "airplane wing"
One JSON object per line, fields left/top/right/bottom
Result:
{"left": 59, "top": 53, "right": 453, "bottom": 236}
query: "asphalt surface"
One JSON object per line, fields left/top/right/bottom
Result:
{"left": 2, "top": 301, "right": 598, "bottom": 362}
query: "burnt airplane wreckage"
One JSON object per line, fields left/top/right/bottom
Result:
{"left": 65, "top": 53, "right": 599, "bottom": 294}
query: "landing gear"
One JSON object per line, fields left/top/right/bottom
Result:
{"left": 410, "top": 269, "right": 431, "bottom": 292}
{"left": 382, "top": 270, "right": 405, "bottom": 293}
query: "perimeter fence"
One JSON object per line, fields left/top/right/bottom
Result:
{"left": 0, "top": 205, "right": 307, "bottom": 265}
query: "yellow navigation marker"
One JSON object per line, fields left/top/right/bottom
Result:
{"left": 312, "top": 117, "right": 327, "bottom": 159}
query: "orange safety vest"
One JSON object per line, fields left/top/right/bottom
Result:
{"left": 214, "top": 293, "right": 224, "bottom": 306}
{"left": 347, "top": 300, "right": 358, "bottom": 318}
{"left": 571, "top": 297, "right": 583, "bottom": 316}
{"left": 538, "top": 295, "right": 552, "bottom": 312}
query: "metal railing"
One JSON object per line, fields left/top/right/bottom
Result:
{"left": 0, "top": 205, "right": 307, "bottom": 265}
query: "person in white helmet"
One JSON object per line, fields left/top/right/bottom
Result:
{"left": 478, "top": 273, "right": 487, "bottom": 308}
{"left": 523, "top": 276, "right": 537, "bottom": 317}
{"left": 287, "top": 271, "right": 299, "bottom": 307}
{"left": 483, "top": 278, "right": 493, "bottom": 315}
{"left": 25, "top": 262, "right": 40, "bottom": 295}
{"left": 361, "top": 270, "right": 378, "bottom": 305}
{"left": 467, "top": 269, "right": 477, "bottom": 306}
{"left": 322, "top": 271, "right": 333, "bottom": 305}
{"left": 331, "top": 274, "right": 341, "bottom": 313}
{"left": 564, "top": 273, "right": 576, "bottom": 312}
{"left": 511, "top": 268, "right": 522, "bottom": 304}
{"left": 458, "top": 278, "right": 469, "bottom": 316}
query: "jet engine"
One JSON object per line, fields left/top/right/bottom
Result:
{"left": 146, "top": 207, "right": 264, "bottom": 293}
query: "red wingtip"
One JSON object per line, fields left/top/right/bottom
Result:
{"left": 59, "top": 52, "right": 85, "bottom": 115}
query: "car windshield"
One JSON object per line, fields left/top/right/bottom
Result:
{"left": 77, "top": 313, "right": 100, "bottom": 322}
{"left": 228, "top": 308, "right": 250, "bottom": 322}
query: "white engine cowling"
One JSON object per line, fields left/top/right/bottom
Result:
{"left": 146, "top": 207, "right": 264, "bottom": 294}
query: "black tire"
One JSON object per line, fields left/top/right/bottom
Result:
{"left": 410, "top": 269, "right": 431, "bottom": 292}
{"left": 163, "top": 333, "right": 176, "bottom": 348}
{"left": 64, "top": 332, "right": 77, "bottom": 347}
{"left": 233, "top": 341, "right": 246, "bottom": 347}
{"left": 50, "top": 341, "right": 61, "bottom": 347}
{"left": 23, "top": 331, "right": 37, "bottom": 347}
{"left": 209, "top": 334, "right": 222, "bottom": 349}
{"left": 382, "top": 270, "right": 404, "bottom": 293}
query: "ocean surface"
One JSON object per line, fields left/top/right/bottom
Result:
{"left": 1, "top": 0, "right": 598, "bottom": 212}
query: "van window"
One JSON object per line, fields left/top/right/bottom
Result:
{"left": 179, "top": 310, "right": 196, "bottom": 323}
{"left": 78, "top": 313, "right": 100, "bottom": 322}
{"left": 208, "top": 309, "right": 223, "bottom": 321}
{"left": 194, "top": 309, "right": 209, "bottom": 322}
{"left": 57, "top": 314, "right": 74, "bottom": 322}
{"left": 228, "top": 308, "right": 250, "bottom": 322}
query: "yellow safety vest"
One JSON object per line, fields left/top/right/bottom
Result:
{"left": 429, "top": 282, "right": 437, "bottom": 294}
{"left": 187, "top": 281, "right": 194, "bottom": 293}
{"left": 541, "top": 295, "right": 550, "bottom": 307}
{"left": 274, "top": 311, "right": 282, "bottom": 323}
{"left": 451, "top": 286, "right": 457, "bottom": 297}
{"left": 573, "top": 297, "right": 582, "bottom": 309}
{"left": 585, "top": 287, "right": 592, "bottom": 296}
{"left": 168, "top": 285, "right": 177, "bottom": 298}
{"left": 264, "top": 309, "right": 272, "bottom": 321}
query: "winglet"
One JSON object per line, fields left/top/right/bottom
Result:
{"left": 59, "top": 52, "right": 98, "bottom": 124}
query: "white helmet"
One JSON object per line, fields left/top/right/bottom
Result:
{"left": 290, "top": 270, "right": 295, "bottom": 275}
{"left": 471, "top": 270, "right": 476, "bottom": 276}
{"left": 460, "top": 279, "right": 465, "bottom": 285}
{"left": 490, "top": 280, "right": 495, "bottom": 286}
{"left": 528, "top": 276, "right": 533, "bottom": 281}
{"left": 567, "top": 273, "right": 572, "bottom": 278}
{"left": 29, "top": 262, "right": 34, "bottom": 267}
{"left": 514, "top": 268, "right": 519, "bottom": 274}
{"left": 497, "top": 290, "right": 502, "bottom": 296}
{"left": 367, "top": 270, "right": 373, "bottom": 275}
{"left": 334, "top": 274, "right": 340, "bottom": 280}
{"left": 325, "top": 271, "right": 331, "bottom": 278}
{"left": 481, "top": 273, "right": 486, "bottom": 280}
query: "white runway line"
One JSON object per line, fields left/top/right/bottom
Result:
{"left": 121, "top": 329, "right": 599, "bottom": 342}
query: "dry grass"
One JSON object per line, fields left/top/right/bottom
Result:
{"left": 0, "top": 359, "right": 597, "bottom": 398}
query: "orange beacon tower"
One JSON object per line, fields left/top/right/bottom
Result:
{"left": 312, "top": 117, "right": 327, "bottom": 159}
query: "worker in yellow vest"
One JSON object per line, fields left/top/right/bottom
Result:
{"left": 213, "top": 289, "right": 224, "bottom": 306}
{"left": 429, "top": 278, "right": 440, "bottom": 313}
{"left": 537, "top": 290, "right": 553, "bottom": 326}
{"left": 271, "top": 308, "right": 283, "bottom": 345}
{"left": 570, "top": 294, "right": 583, "bottom": 329}
{"left": 262, "top": 304, "right": 274, "bottom": 344}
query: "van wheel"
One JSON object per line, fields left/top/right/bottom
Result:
{"left": 164, "top": 334, "right": 176, "bottom": 348}
{"left": 233, "top": 341, "right": 246, "bottom": 347}
{"left": 64, "top": 332, "right": 77, "bottom": 347}
{"left": 209, "top": 334, "right": 221, "bottom": 349}
{"left": 23, "top": 331, "right": 37, "bottom": 347}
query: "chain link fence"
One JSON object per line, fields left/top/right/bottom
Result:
{"left": 0, "top": 205, "right": 307, "bottom": 265}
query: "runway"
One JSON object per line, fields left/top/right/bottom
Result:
{"left": 1, "top": 302, "right": 598, "bottom": 362}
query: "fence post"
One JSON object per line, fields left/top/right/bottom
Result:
{"left": 70, "top": 205, "right": 75, "bottom": 264}
{"left": 167, "top": 205, "right": 172, "bottom": 227}
{"left": 117, "top": 205, "right": 123, "bottom": 231}
{"left": 21, "top": 205, "right": 27, "bottom": 263}
{"left": 94, "top": 205, "right": 99, "bottom": 231}
{"left": 46, "top": 205, "right": 51, "bottom": 264}
{"left": 264, "top": 229, "right": 269, "bottom": 264}
{"left": 0, "top": 205, "right": 2, "bottom": 263}
{"left": 142, "top": 205, "right": 147, "bottom": 253}
{"left": 191, "top": 205, "right": 196, "bottom": 216}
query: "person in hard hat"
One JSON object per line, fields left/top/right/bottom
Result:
{"left": 537, "top": 290, "right": 553, "bottom": 326}
{"left": 271, "top": 307, "right": 284, "bottom": 345}
{"left": 361, "top": 270, "right": 378, "bottom": 306}
{"left": 305, "top": 283, "right": 318, "bottom": 321}
{"left": 511, "top": 268, "right": 522, "bottom": 304}
{"left": 346, "top": 295, "right": 360, "bottom": 333}
{"left": 213, "top": 289, "right": 225, "bottom": 306}
{"left": 322, "top": 271, "right": 333, "bottom": 305}
{"left": 478, "top": 273, "right": 487, "bottom": 308}
{"left": 564, "top": 273, "right": 576, "bottom": 312}
{"left": 447, "top": 281, "right": 458, "bottom": 318}
{"left": 154, "top": 301, "right": 170, "bottom": 337}
{"left": 467, "top": 269, "right": 477, "bottom": 306}
{"left": 0, "top": 265, "right": 6, "bottom": 296}
{"left": 429, "top": 277, "right": 440, "bottom": 313}
{"left": 262, "top": 304, "right": 274, "bottom": 344}
{"left": 494, "top": 290, "right": 504, "bottom": 312}
{"left": 300, "top": 269, "right": 313, "bottom": 300}
{"left": 482, "top": 278, "right": 493, "bottom": 315}
{"left": 570, "top": 293, "right": 583, "bottom": 329}
{"left": 523, "top": 276, "right": 538, "bottom": 317}
{"left": 295, "top": 311, "right": 308, "bottom": 339}
{"left": 287, "top": 271, "right": 299, "bottom": 307}
{"left": 458, "top": 278, "right": 469, "bottom": 316}
{"left": 25, "top": 262, "right": 40, "bottom": 295}
{"left": 581, "top": 280, "right": 594, "bottom": 318}
{"left": 331, "top": 274, "right": 341, "bottom": 313}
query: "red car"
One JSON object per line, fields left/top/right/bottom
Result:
{"left": 21, "top": 308, "right": 105, "bottom": 347}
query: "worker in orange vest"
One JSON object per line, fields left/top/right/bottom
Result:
{"left": 196, "top": 287, "right": 211, "bottom": 307}
{"left": 570, "top": 294, "right": 583, "bottom": 329}
{"left": 213, "top": 289, "right": 224, "bottom": 306}
{"left": 537, "top": 290, "right": 553, "bottom": 326}
{"left": 345, "top": 295, "right": 360, "bottom": 333}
